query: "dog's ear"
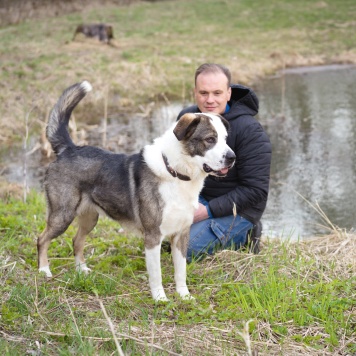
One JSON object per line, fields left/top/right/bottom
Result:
{"left": 174, "top": 113, "right": 201, "bottom": 141}
{"left": 218, "top": 114, "right": 230, "bottom": 132}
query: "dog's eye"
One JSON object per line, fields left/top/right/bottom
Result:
{"left": 205, "top": 137, "right": 216, "bottom": 144}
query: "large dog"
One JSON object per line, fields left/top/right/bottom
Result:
{"left": 37, "top": 81, "right": 236, "bottom": 301}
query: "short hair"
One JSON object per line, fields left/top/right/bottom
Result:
{"left": 194, "top": 63, "right": 231, "bottom": 88}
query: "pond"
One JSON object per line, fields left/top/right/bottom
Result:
{"left": 256, "top": 64, "right": 356, "bottom": 238}
{"left": 2, "top": 65, "right": 356, "bottom": 239}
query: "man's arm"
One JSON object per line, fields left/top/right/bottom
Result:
{"left": 193, "top": 203, "right": 209, "bottom": 223}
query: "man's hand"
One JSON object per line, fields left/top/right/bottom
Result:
{"left": 193, "top": 203, "right": 209, "bottom": 223}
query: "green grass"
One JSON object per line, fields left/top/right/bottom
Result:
{"left": 0, "top": 190, "right": 355, "bottom": 354}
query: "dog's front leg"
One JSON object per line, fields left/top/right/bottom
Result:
{"left": 171, "top": 231, "right": 193, "bottom": 300}
{"left": 145, "top": 242, "right": 168, "bottom": 302}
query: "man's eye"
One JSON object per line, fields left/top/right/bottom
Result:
{"left": 205, "top": 137, "right": 216, "bottom": 144}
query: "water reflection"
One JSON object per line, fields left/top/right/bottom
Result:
{"left": 87, "top": 103, "right": 184, "bottom": 154}
{"left": 256, "top": 65, "right": 356, "bottom": 238}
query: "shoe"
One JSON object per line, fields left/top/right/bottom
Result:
{"left": 247, "top": 221, "right": 262, "bottom": 254}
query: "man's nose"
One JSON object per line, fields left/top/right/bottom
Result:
{"left": 206, "top": 93, "right": 214, "bottom": 102}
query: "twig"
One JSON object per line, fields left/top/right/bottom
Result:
{"left": 222, "top": 202, "right": 237, "bottom": 245}
{"left": 96, "top": 292, "right": 125, "bottom": 356}
{"left": 64, "top": 293, "right": 83, "bottom": 343}
{"left": 236, "top": 319, "right": 255, "bottom": 356}
{"left": 279, "top": 183, "right": 342, "bottom": 235}
{"left": 36, "top": 330, "right": 112, "bottom": 340}
{"left": 0, "top": 261, "right": 16, "bottom": 271}
{"left": 0, "top": 330, "right": 26, "bottom": 342}
{"left": 33, "top": 276, "right": 51, "bottom": 330}
{"left": 95, "top": 293, "right": 181, "bottom": 355}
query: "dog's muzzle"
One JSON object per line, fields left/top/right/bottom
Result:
{"left": 203, "top": 150, "right": 236, "bottom": 177}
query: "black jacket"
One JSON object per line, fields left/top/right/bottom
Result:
{"left": 177, "top": 84, "right": 271, "bottom": 224}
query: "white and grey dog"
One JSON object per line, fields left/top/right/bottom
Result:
{"left": 37, "top": 81, "right": 235, "bottom": 301}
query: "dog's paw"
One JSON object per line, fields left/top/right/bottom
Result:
{"left": 152, "top": 289, "right": 169, "bottom": 302}
{"left": 76, "top": 263, "right": 91, "bottom": 275}
{"left": 39, "top": 266, "right": 53, "bottom": 278}
{"left": 177, "top": 286, "right": 194, "bottom": 300}
{"left": 181, "top": 293, "right": 195, "bottom": 301}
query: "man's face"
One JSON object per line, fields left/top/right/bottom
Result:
{"left": 194, "top": 71, "right": 232, "bottom": 114}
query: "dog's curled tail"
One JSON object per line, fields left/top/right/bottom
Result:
{"left": 47, "top": 81, "right": 92, "bottom": 155}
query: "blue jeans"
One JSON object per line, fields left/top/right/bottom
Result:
{"left": 187, "top": 196, "right": 253, "bottom": 263}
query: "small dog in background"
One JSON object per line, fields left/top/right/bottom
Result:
{"left": 37, "top": 81, "right": 235, "bottom": 301}
{"left": 73, "top": 24, "right": 114, "bottom": 43}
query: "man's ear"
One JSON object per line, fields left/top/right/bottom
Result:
{"left": 227, "top": 86, "right": 232, "bottom": 101}
{"left": 174, "top": 113, "right": 201, "bottom": 141}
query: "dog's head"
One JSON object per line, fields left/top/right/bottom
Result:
{"left": 174, "top": 113, "right": 235, "bottom": 177}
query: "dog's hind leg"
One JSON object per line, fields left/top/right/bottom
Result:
{"left": 171, "top": 229, "right": 193, "bottom": 300}
{"left": 73, "top": 211, "right": 99, "bottom": 274}
{"left": 38, "top": 211, "right": 76, "bottom": 278}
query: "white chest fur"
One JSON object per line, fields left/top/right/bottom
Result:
{"left": 158, "top": 179, "right": 203, "bottom": 237}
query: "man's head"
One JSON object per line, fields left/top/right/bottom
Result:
{"left": 194, "top": 63, "right": 232, "bottom": 115}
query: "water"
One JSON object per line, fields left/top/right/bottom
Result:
{"left": 256, "top": 65, "right": 356, "bottom": 238}
{"left": 2, "top": 65, "right": 356, "bottom": 238}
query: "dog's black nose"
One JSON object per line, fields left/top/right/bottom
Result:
{"left": 225, "top": 150, "right": 236, "bottom": 165}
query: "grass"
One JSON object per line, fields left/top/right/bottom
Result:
{"left": 1, "top": 0, "right": 356, "bottom": 354}
{"left": 0, "top": 190, "right": 355, "bottom": 355}
{"left": 1, "top": 0, "right": 356, "bottom": 144}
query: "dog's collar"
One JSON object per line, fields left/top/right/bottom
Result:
{"left": 162, "top": 154, "right": 191, "bottom": 181}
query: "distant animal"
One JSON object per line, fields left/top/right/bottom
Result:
{"left": 73, "top": 24, "right": 114, "bottom": 43}
{"left": 37, "top": 81, "right": 236, "bottom": 301}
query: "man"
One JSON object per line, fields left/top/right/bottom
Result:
{"left": 177, "top": 63, "right": 272, "bottom": 262}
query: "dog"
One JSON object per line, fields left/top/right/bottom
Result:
{"left": 37, "top": 81, "right": 236, "bottom": 301}
{"left": 73, "top": 24, "right": 114, "bottom": 43}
